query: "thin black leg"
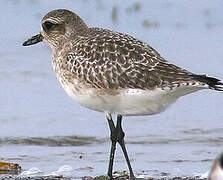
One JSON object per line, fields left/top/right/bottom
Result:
{"left": 106, "top": 114, "right": 117, "bottom": 179}
{"left": 116, "top": 115, "right": 135, "bottom": 179}
{"left": 106, "top": 114, "right": 135, "bottom": 179}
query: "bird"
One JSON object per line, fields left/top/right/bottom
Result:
{"left": 23, "top": 9, "right": 223, "bottom": 179}
{"left": 209, "top": 153, "right": 223, "bottom": 180}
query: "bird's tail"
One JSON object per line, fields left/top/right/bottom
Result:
{"left": 190, "top": 74, "right": 223, "bottom": 91}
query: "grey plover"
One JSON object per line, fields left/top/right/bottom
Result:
{"left": 23, "top": 9, "right": 223, "bottom": 179}
{"left": 209, "top": 153, "right": 223, "bottom": 180}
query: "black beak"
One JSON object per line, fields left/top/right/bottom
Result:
{"left": 23, "top": 33, "right": 43, "bottom": 46}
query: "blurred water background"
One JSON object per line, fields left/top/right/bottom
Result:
{"left": 0, "top": 0, "right": 223, "bottom": 179}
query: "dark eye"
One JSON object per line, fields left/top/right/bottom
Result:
{"left": 42, "top": 21, "right": 56, "bottom": 31}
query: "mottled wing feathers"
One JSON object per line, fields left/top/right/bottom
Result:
{"left": 65, "top": 28, "right": 200, "bottom": 90}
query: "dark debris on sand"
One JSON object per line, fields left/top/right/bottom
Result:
{"left": 0, "top": 175, "right": 207, "bottom": 180}
{"left": 83, "top": 175, "right": 207, "bottom": 180}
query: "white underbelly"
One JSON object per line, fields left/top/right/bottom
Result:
{"left": 61, "top": 81, "right": 203, "bottom": 116}
{"left": 87, "top": 89, "right": 176, "bottom": 115}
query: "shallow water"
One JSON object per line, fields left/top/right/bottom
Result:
{"left": 0, "top": 0, "right": 223, "bottom": 179}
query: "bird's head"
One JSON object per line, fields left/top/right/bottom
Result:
{"left": 23, "top": 9, "right": 88, "bottom": 49}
